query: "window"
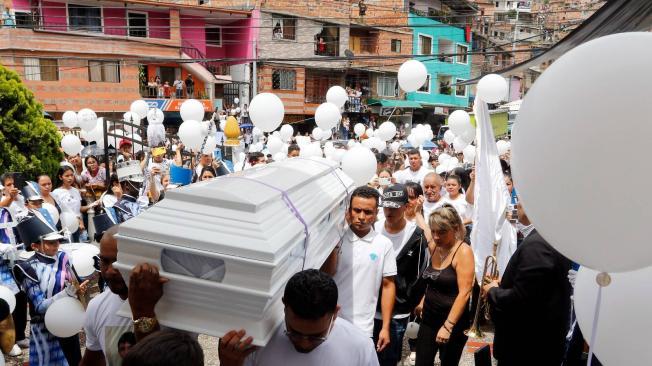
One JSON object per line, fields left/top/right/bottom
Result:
{"left": 417, "top": 75, "right": 431, "bottom": 93}
{"left": 127, "top": 12, "right": 147, "bottom": 37}
{"left": 272, "top": 69, "right": 296, "bottom": 90}
{"left": 88, "top": 60, "right": 120, "bottom": 83}
{"left": 23, "top": 58, "right": 59, "bottom": 81}
{"left": 206, "top": 26, "right": 222, "bottom": 47}
{"left": 15, "top": 11, "right": 35, "bottom": 28}
{"left": 391, "top": 39, "right": 401, "bottom": 53}
{"left": 419, "top": 35, "right": 432, "bottom": 55}
{"left": 456, "top": 44, "right": 468, "bottom": 64}
{"left": 271, "top": 15, "right": 296, "bottom": 41}
{"left": 377, "top": 77, "right": 398, "bottom": 97}
{"left": 455, "top": 79, "right": 467, "bottom": 97}
{"left": 438, "top": 75, "right": 452, "bottom": 95}
{"left": 495, "top": 1, "right": 499, "bottom": 7}
{"left": 68, "top": 4, "right": 102, "bottom": 32}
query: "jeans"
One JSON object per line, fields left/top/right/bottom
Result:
{"left": 415, "top": 321, "right": 467, "bottom": 366}
{"left": 372, "top": 317, "right": 409, "bottom": 366}
{"left": 176, "top": 89, "right": 183, "bottom": 98}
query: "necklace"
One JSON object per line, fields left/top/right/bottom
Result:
{"left": 437, "top": 241, "right": 460, "bottom": 264}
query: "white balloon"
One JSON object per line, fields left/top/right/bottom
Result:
{"left": 367, "top": 137, "right": 385, "bottom": 152}
{"left": 378, "top": 122, "right": 397, "bottom": 142}
{"left": 326, "top": 86, "right": 349, "bottom": 108}
{"left": 365, "top": 128, "right": 374, "bottom": 138}
{"left": 419, "top": 150, "right": 430, "bottom": 163}
{"left": 180, "top": 99, "right": 205, "bottom": 122}
{"left": 219, "top": 120, "right": 226, "bottom": 131}
{"left": 315, "top": 103, "right": 341, "bottom": 131}
{"left": 496, "top": 140, "right": 510, "bottom": 155}
{"left": 201, "top": 135, "right": 217, "bottom": 155}
{"left": 575, "top": 266, "right": 652, "bottom": 366}
{"left": 390, "top": 141, "right": 401, "bottom": 152}
{"left": 60, "top": 211, "right": 79, "bottom": 233}
{"left": 71, "top": 247, "right": 96, "bottom": 277}
{"left": 463, "top": 144, "right": 476, "bottom": 163}
{"left": 280, "top": 124, "right": 294, "bottom": 141}
{"left": 0, "top": 286, "right": 15, "bottom": 313}
{"left": 460, "top": 126, "right": 476, "bottom": 144}
{"left": 122, "top": 112, "right": 140, "bottom": 126}
{"left": 45, "top": 297, "right": 86, "bottom": 337}
{"left": 453, "top": 136, "right": 468, "bottom": 153}
{"left": 443, "top": 130, "right": 456, "bottom": 144}
{"left": 61, "top": 135, "right": 82, "bottom": 156}
{"left": 398, "top": 60, "right": 428, "bottom": 93}
{"left": 235, "top": 107, "right": 241, "bottom": 114}
{"left": 311, "top": 127, "right": 323, "bottom": 141}
{"left": 407, "top": 134, "right": 417, "bottom": 147}
{"left": 147, "top": 108, "right": 164, "bottom": 125}
{"left": 234, "top": 97, "right": 240, "bottom": 104}
{"left": 130, "top": 100, "right": 149, "bottom": 120}
{"left": 412, "top": 130, "right": 427, "bottom": 147}
{"left": 438, "top": 153, "right": 452, "bottom": 163}
{"left": 341, "top": 147, "right": 377, "bottom": 186}
{"left": 332, "top": 148, "right": 346, "bottom": 163}
{"left": 200, "top": 121, "right": 210, "bottom": 137}
{"left": 178, "top": 120, "right": 203, "bottom": 151}
{"left": 347, "top": 140, "right": 357, "bottom": 148}
{"left": 252, "top": 127, "right": 263, "bottom": 137}
{"left": 320, "top": 129, "right": 332, "bottom": 141}
{"left": 424, "top": 129, "right": 434, "bottom": 141}
{"left": 448, "top": 110, "right": 472, "bottom": 136}
{"left": 353, "top": 123, "right": 366, "bottom": 137}
{"left": 477, "top": 74, "right": 509, "bottom": 104}
{"left": 267, "top": 136, "right": 283, "bottom": 155}
{"left": 249, "top": 93, "right": 285, "bottom": 132}
{"left": 62, "top": 111, "right": 78, "bottom": 129}
{"left": 77, "top": 108, "right": 97, "bottom": 132}
{"left": 435, "top": 165, "right": 447, "bottom": 175}
{"left": 512, "top": 32, "right": 652, "bottom": 272}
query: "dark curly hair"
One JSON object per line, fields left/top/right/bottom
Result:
{"left": 283, "top": 269, "right": 338, "bottom": 320}
{"left": 348, "top": 185, "right": 380, "bottom": 208}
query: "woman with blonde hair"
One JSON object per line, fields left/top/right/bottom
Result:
{"left": 412, "top": 204, "right": 475, "bottom": 366}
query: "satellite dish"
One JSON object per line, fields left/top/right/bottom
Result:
{"left": 344, "top": 49, "right": 355, "bottom": 59}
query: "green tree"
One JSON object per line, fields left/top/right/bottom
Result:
{"left": 0, "top": 64, "right": 63, "bottom": 180}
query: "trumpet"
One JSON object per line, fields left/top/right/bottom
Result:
{"left": 465, "top": 241, "right": 499, "bottom": 338}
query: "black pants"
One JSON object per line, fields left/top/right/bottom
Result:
{"left": 415, "top": 321, "right": 467, "bottom": 366}
{"left": 13, "top": 292, "right": 27, "bottom": 341}
{"left": 58, "top": 334, "right": 81, "bottom": 366}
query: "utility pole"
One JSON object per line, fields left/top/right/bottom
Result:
{"left": 252, "top": 38, "right": 257, "bottom": 97}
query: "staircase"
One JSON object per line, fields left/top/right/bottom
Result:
{"left": 180, "top": 40, "right": 228, "bottom": 77}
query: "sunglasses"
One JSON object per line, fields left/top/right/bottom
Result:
{"left": 284, "top": 314, "right": 335, "bottom": 345}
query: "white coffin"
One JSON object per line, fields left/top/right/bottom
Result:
{"left": 113, "top": 157, "right": 353, "bottom": 345}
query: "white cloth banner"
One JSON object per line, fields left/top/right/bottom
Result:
{"left": 470, "top": 99, "right": 513, "bottom": 283}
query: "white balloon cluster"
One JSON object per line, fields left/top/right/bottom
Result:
{"left": 445, "top": 110, "right": 475, "bottom": 152}
{"left": 407, "top": 124, "right": 433, "bottom": 148}
{"left": 279, "top": 124, "right": 294, "bottom": 142}
{"left": 435, "top": 153, "right": 460, "bottom": 174}
{"left": 177, "top": 100, "right": 209, "bottom": 152}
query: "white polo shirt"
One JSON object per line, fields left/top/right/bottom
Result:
{"left": 423, "top": 199, "right": 446, "bottom": 222}
{"left": 332, "top": 228, "right": 397, "bottom": 336}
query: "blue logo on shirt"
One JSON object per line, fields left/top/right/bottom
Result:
{"left": 370, "top": 253, "right": 378, "bottom": 261}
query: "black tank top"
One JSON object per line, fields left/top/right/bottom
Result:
{"left": 421, "top": 244, "right": 469, "bottom": 327}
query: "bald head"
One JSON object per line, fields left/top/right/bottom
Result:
{"left": 99, "top": 225, "right": 128, "bottom": 299}
{"left": 423, "top": 173, "right": 443, "bottom": 203}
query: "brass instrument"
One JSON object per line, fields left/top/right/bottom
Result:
{"left": 465, "top": 241, "right": 499, "bottom": 338}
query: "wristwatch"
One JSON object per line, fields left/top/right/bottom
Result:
{"left": 133, "top": 317, "right": 158, "bottom": 333}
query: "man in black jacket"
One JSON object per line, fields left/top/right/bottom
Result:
{"left": 483, "top": 202, "right": 572, "bottom": 366}
{"left": 373, "top": 184, "right": 428, "bottom": 366}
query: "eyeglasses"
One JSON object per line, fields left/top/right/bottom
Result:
{"left": 284, "top": 314, "right": 335, "bottom": 345}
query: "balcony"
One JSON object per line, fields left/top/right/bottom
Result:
{"left": 314, "top": 25, "right": 340, "bottom": 57}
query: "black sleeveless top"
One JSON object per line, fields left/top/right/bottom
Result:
{"left": 421, "top": 244, "right": 470, "bottom": 328}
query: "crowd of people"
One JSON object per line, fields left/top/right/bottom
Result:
{"left": 0, "top": 122, "right": 596, "bottom": 366}
{"left": 142, "top": 74, "right": 195, "bottom": 99}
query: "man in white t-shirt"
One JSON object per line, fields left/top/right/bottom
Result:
{"left": 218, "top": 270, "right": 379, "bottom": 366}
{"left": 374, "top": 184, "right": 428, "bottom": 366}
{"left": 422, "top": 172, "right": 445, "bottom": 221}
{"left": 321, "top": 186, "right": 396, "bottom": 352}
{"left": 80, "top": 226, "right": 167, "bottom": 366}
{"left": 394, "top": 149, "right": 429, "bottom": 185}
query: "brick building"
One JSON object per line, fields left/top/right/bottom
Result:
{"left": 0, "top": 0, "right": 255, "bottom": 124}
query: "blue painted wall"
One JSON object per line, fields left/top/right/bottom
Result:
{"left": 407, "top": 14, "right": 471, "bottom": 109}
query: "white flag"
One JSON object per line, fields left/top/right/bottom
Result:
{"left": 470, "top": 100, "right": 513, "bottom": 283}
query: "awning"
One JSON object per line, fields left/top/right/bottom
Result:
{"left": 459, "top": 0, "right": 652, "bottom": 85}
{"left": 367, "top": 99, "right": 422, "bottom": 108}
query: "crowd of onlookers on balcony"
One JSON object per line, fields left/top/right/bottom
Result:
{"left": 140, "top": 74, "right": 195, "bottom": 99}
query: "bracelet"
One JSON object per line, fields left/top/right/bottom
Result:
{"left": 445, "top": 319, "right": 456, "bottom": 327}
{"left": 443, "top": 324, "right": 452, "bottom": 333}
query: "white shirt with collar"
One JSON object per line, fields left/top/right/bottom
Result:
{"left": 332, "top": 227, "right": 397, "bottom": 337}
{"left": 394, "top": 166, "right": 430, "bottom": 185}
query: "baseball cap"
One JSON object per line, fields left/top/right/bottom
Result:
{"left": 119, "top": 139, "right": 133, "bottom": 148}
{"left": 151, "top": 146, "right": 166, "bottom": 157}
{"left": 381, "top": 184, "right": 408, "bottom": 208}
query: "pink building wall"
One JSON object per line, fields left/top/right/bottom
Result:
{"left": 148, "top": 11, "right": 170, "bottom": 39}
{"left": 180, "top": 15, "right": 206, "bottom": 54}
{"left": 42, "top": 1, "right": 67, "bottom": 31}
{"left": 11, "top": 0, "right": 31, "bottom": 11}
{"left": 104, "top": 8, "right": 126, "bottom": 36}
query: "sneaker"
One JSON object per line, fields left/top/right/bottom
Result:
{"left": 407, "top": 351, "right": 416, "bottom": 366}
{"left": 8, "top": 344, "right": 22, "bottom": 356}
{"left": 16, "top": 339, "right": 29, "bottom": 348}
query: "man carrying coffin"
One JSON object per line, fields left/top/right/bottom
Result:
{"left": 218, "top": 269, "right": 379, "bottom": 366}
{"left": 321, "top": 186, "right": 397, "bottom": 352}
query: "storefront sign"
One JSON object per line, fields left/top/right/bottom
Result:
{"left": 144, "top": 99, "right": 214, "bottom": 112}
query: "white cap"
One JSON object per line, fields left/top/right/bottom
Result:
{"left": 116, "top": 160, "right": 145, "bottom": 183}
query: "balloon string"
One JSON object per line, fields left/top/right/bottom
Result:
{"left": 225, "top": 176, "right": 310, "bottom": 270}
{"left": 586, "top": 284, "right": 603, "bottom": 366}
